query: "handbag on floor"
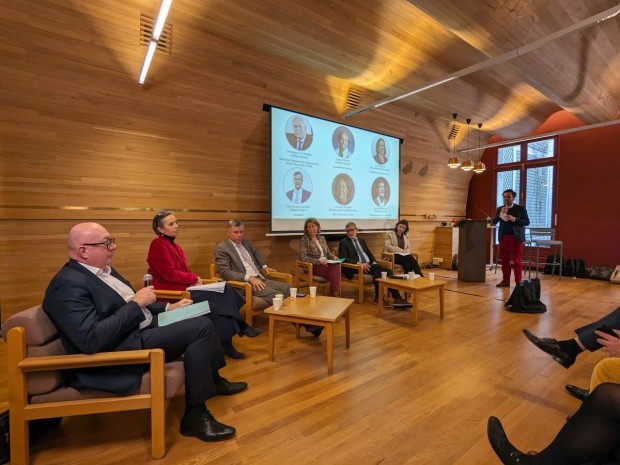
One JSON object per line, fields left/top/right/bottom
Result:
{"left": 504, "top": 278, "right": 546, "bottom": 314}
{"left": 589, "top": 265, "right": 614, "bottom": 281}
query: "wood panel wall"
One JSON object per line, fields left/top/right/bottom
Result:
{"left": 0, "top": 1, "right": 472, "bottom": 320}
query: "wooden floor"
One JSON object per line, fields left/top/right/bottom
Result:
{"left": 2, "top": 271, "right": 619, "bottom": 465}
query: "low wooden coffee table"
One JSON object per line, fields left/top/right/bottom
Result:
{"left": 264, "top": 295, "right": 354, "bottom": 374}
{"left": 378, "top": 276, "right": 447, "bottom": 326}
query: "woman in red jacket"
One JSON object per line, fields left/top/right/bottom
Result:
{"left": 147, "top": 211, "right": 261, "bottom": 359}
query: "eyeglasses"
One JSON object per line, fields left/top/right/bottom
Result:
{"left": 82, "top": 237, "right": 116, "bottom": 250}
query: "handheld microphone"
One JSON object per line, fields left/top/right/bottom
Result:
{"left": 143, "top": 273, "right": 153, "bottom": 287}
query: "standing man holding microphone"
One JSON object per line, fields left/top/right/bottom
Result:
{"left": 493, "top": 189, "right": 530, "bottom": 287}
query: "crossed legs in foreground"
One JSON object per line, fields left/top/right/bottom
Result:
{"left": 523, "top": 306, "right": 620, "bottom": 368}
{"left": 488, "top": 383, "right": 620, "bottom": 464}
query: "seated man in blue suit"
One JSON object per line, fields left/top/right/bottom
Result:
{"left": 43, "top": 222, "right": 247, "bottom": 442}
{"left": 338, "top": 221, "right": 410, "bottom": 308}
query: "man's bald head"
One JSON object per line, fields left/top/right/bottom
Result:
{"left": 67, "top": 222, "right": 116, "bottom": 268}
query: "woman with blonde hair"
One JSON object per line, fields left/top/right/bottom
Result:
{"left": 299, "top": 217, "right": 341, "bottom": 298}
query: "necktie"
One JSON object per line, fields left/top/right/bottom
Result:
{"left": 297, "top": 139, "right": 302, "bottom": 150}
{"left": 237, "top": 244, "right": 263, "bottom": 277}
{"left": 353, "top": 239, "right": 367, "bottom": 263}
{"left": 294, "top": 190, "right": 300, "bottom": 203}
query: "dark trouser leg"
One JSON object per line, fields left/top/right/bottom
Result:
{"left": 395, "top": 254, "right": 423, "bottom": 276}
{"left": 141, "top": 316, "right": 225, "bottom": 405}
{"left": 528, "top": 383, "right": 620, "bottom": 464}
{"left": 575, "top": 306, "right": 620, "bottom": 351}
{"left": 369, "top": 263, "right": 399, "bottom": 298}
{"left": 190, "top": 288, "right": 244, "bottom": 344}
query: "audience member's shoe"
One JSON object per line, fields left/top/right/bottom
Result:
{"left": 239, "top": 325, "right": 263, "bottom": 338}
{"left": 392, "top": 296, "right": 412, "bottom": 308}
{"left": 305, "top": 325, "right": 323, "bottom": 337}
{"left": 522, "top": 329, "right": 575, "bottom": 368}
{"left": 496, "top": 281, "right": 510, "bottom": 288}
{"left": 215, "top": 377, "right": 248, "bottom": 396}
{"left": 180, "top": 410, "right": 236, "bottom": 442}
{"left": 487, "top": 416, "right": 527, "bottom": 464}
{"left": 223, "top": 342, "right": 246, "bottom": 359}
{"left": 565, "top": 384, "right": 589, "bottom": 401}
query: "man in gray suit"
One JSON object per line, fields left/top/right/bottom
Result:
{"left": 214, "top": 219, "right": 322, "bottom": 336}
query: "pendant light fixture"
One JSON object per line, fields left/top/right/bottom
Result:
{"left": 461, "top": 118, "right": 474, "bottom": 171}
{"left": 447, "top": 113, "right": 461, "bottom": 168}
{"left": 473, "top": 123, "right": 486, "bottom": 173}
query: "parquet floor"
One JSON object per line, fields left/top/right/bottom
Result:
{"left": 1, "top": 270, "right": 618, "bottom": 464}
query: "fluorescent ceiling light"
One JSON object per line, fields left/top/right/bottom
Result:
{"left": 138, "top": 0, "right": 173, "bottom": 85}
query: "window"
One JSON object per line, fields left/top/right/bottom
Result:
{"left": 495, "top": 137, "right": 557, "bottom": 229}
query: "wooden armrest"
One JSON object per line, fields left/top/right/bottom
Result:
{"left": 341, "top": 262, "right": 363, "bottom": 271}
{"left": 203, "top": 277, "right": 222, "bottom": 283}
{"left": 296, "top": 260, "right": 312, "bottom": 270}
{"left": 376, "top": 259, "right": 390, "bottom": 269}
{"left": 154, "top": 290, "right": 190, "bottom": 300}
{"left": 225, "top": 280, "right": 253, "bottom": 303}
{"left": 269, "top": 271, "right": 293, "bottom": 285}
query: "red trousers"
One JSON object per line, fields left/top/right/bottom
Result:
{"left": 312, "top": 263, "right": 341, "bottom": 296}
{"left": 499, "top": 235, "right": 524, "bottom": 283}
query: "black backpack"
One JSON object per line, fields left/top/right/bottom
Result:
{"left": 504, "top": 278, "right": 547, "bottom": 314}
{"left": 563, "top": 258, "right": 587, "bottom": 278}
{"left": 543, "top": 254, "right": 561, "bottom": 275}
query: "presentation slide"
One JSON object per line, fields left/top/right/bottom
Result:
{"left": 270, "top": 106, "right": 401, "bottom": 234}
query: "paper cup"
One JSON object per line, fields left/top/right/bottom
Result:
{"left": 273, "top": 297, "right": 283, "bottom": 311}
{"left": 429, "top": 273, "right": 435, "bottom": 281}
{"left": 290, "top": 288, "right": 297, "bottom": 299}
{"left": 309, "top": 286, "right": 317, "bottom": 297}
{"left": 381, "top": 271, "right": 388, "bottom": 279}
{"left": 275, "top": 294, "right": 284, "bottom": 300}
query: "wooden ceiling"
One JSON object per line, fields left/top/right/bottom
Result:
{"left": 164, "top": 0, "right": 620, "bottom": 138}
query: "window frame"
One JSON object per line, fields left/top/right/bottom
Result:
{"left": 494, "top": 136, "right": 558, "bottom": 228}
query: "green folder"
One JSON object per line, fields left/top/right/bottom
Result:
{"left": 158, "top": 300, "right": 211, "bottom": 327}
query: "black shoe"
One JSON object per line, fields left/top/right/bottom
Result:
{"left": 239, "top": 325, "right": 263, "bottom": 338}
{"left": 305, "top": 325, "right": 323, "bottom": 337}
{"left": 496, "top": 281, "right": 510, "bottom": 288}
{"left": 487, "top": 416, "right": 526, "bottom": 464}
{"left": 522, "top": 329, "right": 575, "bottom": 368}
{"left": 215, "top": 377, "right": 248, "bottom": 396}
{"left": 180, "top": 410, "right": 236, "bottom": 442}
{"left": 393, "top": 297, "right": 412, "bottom": 308}
{"left": 223, "top": 342, "right": 246, "bottom": 359}
{"left": 565, "top": 384, "right": 589, "bottom": 401}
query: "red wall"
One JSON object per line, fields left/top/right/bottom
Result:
{"left": 467, "top": 111, "right": 620, "bottom": 268}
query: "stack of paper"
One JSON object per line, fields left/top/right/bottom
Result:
{"left": 186, "top": 281, "right": 227, "bottom": 293}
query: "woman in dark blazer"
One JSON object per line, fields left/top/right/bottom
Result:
{"left": 147, "top": 211, "right": 261, "bottom": 359}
